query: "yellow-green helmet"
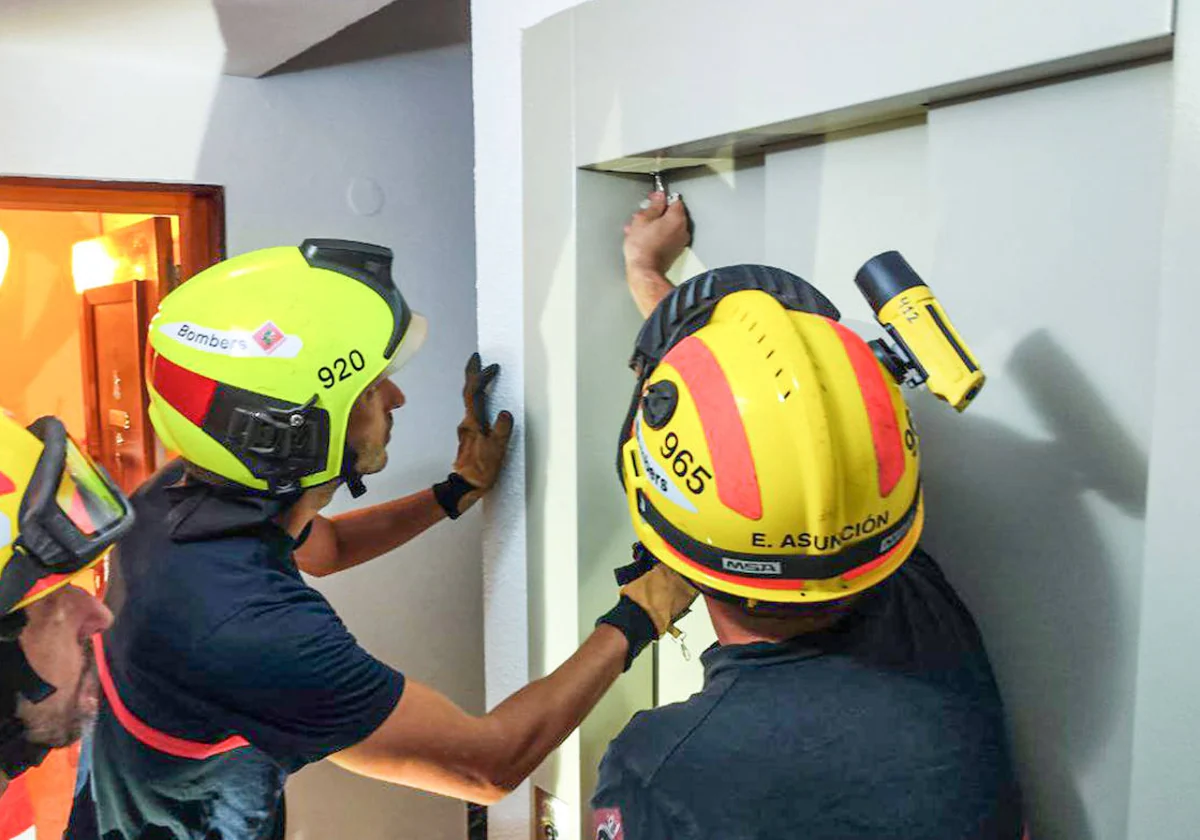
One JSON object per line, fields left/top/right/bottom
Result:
{"left": 146, "top": 239, "right": 427, "bottom": 496}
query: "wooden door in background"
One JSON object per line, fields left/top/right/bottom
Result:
{"left": 78, "top": 218, "right": 173, "bottom": 493}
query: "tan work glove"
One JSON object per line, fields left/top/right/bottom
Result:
{"left": 433, "top": 353, "right": 514, "bottom": 518}
{"left": 597, "top": 543, "right": 699, "bottom": 670}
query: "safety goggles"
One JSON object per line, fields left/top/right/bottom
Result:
{"left": 15, "top": 416, "right": 134, "bottom": 575}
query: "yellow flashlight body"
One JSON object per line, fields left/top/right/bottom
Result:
{"left": 855, "top": 252, "right": 985, "bottom": 412}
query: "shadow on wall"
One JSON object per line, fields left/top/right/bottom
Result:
{"left": 915, "top": 328, "right": 1147, "bottom": 840}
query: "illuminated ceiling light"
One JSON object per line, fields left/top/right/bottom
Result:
{"left": 0, "top": 230, "right": 8, "bottom": 289}
{"left": 72, "top": 239, "right": 119, "bottom": 294}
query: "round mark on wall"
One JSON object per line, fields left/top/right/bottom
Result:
{"left": 347, "top": 177, "right": 385, "bottom": 217}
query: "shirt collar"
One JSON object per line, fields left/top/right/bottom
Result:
{"left": 700, "top": 635, "right": 825, "bottom": 682}
{"left": 156, "top": 460, "right": 297, "bottom": 543}
{"left": 699, "top": 580, "right": 894, "bottom": 682}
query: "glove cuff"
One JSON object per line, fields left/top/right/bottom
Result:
{"left": 596, "top": 596, "right": 658, "bottom": 672}
{"left": 433, "top": 473, "right": 475, "bottom": 520}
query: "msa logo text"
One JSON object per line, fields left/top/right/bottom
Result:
{"left": 721, "top": 558, "right": 782, "bottom": 576}
{"left": 878, "top": 509, "right": 917, "bottom": 554}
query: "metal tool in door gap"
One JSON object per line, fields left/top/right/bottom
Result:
{"left": 640, "top": 170, "right": 696, "bottom": 243}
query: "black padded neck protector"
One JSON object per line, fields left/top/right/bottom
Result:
{"left": 629, "top": 264, "right": 841, "bottom": 378}
{"left": 0, "top": 633, "right": 56, "bottom": 780}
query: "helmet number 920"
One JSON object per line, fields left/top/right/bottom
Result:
{"left": 660, "top": 432, "right": 713, "bottom": 495}
{"left": 318, "top": 349, "right": 366, "bottom": 389}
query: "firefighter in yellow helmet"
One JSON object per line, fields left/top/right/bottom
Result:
{"left": 71, "top": 239, "right": 695, "bottom": 839}
{"left": 0, "top": 411, "right": 132, "bottom": 798}
{"left": 590, "top": 192, "right": 1025, "bottom": 840}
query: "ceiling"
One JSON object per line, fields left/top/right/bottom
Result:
{"left": 0, "top": 0, "right": 467, "bottom": 77}
{"left": 216, "top": 0, "right": 399, "bottom": 76}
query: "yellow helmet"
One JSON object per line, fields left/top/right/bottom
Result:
{"left": 618, "top": 265, "right": 923, "bottom": 605}
{"left": 0, "top": 411, "right": 134, "bottom": 617}
{"left": 146, "top": 239, "right": 427, "bottom": 496}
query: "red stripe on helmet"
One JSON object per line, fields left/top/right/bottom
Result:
{"left": 153, "top": 355, "right": 218, "bottom": 427}
{"left": 20, "top": 573, "right": 72, "bottom": 603}
{"left": 0, "top": 472, "right": 14, "bottom": 496}
{"left": 828, "top": 321, "right": 905, "bottom": 498}
{"left": 94, "top": 634, "right": 250, "bottom": 759}
{"left": 663, "top": 337, "right": 763, "bottom": 521}
{"left": 839, "top": 534, "right": 912, "bottom": 581}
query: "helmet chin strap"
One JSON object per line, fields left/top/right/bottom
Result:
{"left": 0, "top": 630, "right": 57, "bottom": 780}
{"left": 340, "top": 441, "right": 368, "bottom": 499}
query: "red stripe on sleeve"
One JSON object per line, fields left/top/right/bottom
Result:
{"left": 94, "top": 634, "right": 250, "bottom": 760}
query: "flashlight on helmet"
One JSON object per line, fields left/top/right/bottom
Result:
{"left": 854, "top": 251, "right": 984, "bottom": 411}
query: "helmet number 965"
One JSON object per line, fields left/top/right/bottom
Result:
{"left": 660, "top": 432, "right": 713, "bottom": 495}
{"left": 318, "top": 349, "right": 366, "bottom": 389}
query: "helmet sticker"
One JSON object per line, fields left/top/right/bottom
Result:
{"left": 0, "top": 470, "right": 14, "bottom": 495}
{"left": 635, "top": 414, "right": 697, "bottom": 514}
{"left": 251, "top": 321, "right": 287, "bottom": 355}
{"left": 877, "top": 506, "right": 917, "bottom": 554}
{"left": 159, "top": 321, "right": 304, "bottom": 359}
{"left": 721, "top": 557, "right": 782, "bottom": 576}
{"left": 0, "top": 512, "right": 11, "bottom": 552}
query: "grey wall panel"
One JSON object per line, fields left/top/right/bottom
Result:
{"left": 653, "top": 61, "right": 1169, "bottom": 840}
{"left": 919, "top": 64, "right": 1167, "bottom": 840}
{"left": 1127, "top": 1, "right": 1200, "bottom": 833}
{"left": 574, "top": 169, "right": 664, "bottom": 815}
{"left": 570, "top": 0, "right": 1172, "bottom": 166}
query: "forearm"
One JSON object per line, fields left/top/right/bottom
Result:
{"left": 481, "top": 624, "right": 627, "bottom": 789}
{"left": 626, "top": 265, "right": 675, "bottom": 319}
{"left": 306, "top": 490, "right": 446, "bottom": 576}
{"left": 330, "top": 624, "right": 630, "bottom": 805}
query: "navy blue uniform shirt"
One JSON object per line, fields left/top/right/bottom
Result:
{"left": 68, "top": 462, "right": 405, "bottom": 840}
{"left": 591, "top": 548, "right": 1023, "bottom": 840}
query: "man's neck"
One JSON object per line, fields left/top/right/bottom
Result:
{"left": 706, "top": 595, "right": 843, "bottom": 646}
{"left": 278, "top": 483, "right": 338, "bottom": 538}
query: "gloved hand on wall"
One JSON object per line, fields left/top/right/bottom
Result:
{"left": 433, "top": 353, "right": 514, "bottom": 519}
{"left": 597, "top": 543, "right": 699, "bottom": 671}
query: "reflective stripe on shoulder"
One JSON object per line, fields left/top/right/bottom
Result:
{"left": 93, "top": 634, "right": 250, "bottom": 760}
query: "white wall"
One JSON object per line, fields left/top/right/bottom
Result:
{"left": 471, "top": 2, "right": 589, "bottom": 838}
{"left": 0, "top": 36, "right": 483, "bottom": 840}
{"left": 570, "top": 0, "right": 1172, "bottom": 167}
{"left": 1127, "top": 0, "right": 1200, "bottom": 836}
{"left": 478, "top": 1, "right": 1195, "bottom": 839}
